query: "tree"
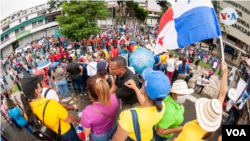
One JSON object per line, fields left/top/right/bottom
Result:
{"left": 212, "top": 1, "right": 229, "bottom": 34}
{"left": 134, "top": 6, "right": 149, "bottom": 24}
{"left": 47, "top": 0, "right": 66, "bottom": 13}
{"left": 125, "top": 1, "right": 133, "bottom": 24}
{"left": 156, "top": 0, "right": 171, "bottom": 13}
{"left": 117, "top": 0, "right": 125, "bottom": 24}
{"left": 55, "top": 1, "right": 110, "bottom": 42}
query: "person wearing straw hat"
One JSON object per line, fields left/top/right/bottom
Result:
{"left": 154, "top": 80, "right": 193, "bottom": 141}
{"left": 112, "top": 68, "right": 170, "bottom": 141}
{"left": 173, "top": 62, "right": 228, "bottom": 141}
{"left": 222, "top": 88, "right": 236, "bottom": 109}
{"left": 224, "top": 92, "right": 249, "bottom": 125}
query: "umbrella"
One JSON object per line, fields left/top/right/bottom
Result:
{"left": 37, "top": 61, "right": 51, "bottom": 69}
{"left": 129, "top": 48, "right": 155, "bottom": 74}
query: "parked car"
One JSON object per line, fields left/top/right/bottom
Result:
{"left": 15, "top": 46, "right": 31, "bottom": 56}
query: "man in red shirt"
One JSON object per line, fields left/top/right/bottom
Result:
{"left": 51, "top": 53, "right": 56, "bottom": 62}
{"left": 55, "top": 53, "right": 60, "bottom": 63}
{"left": 29, "top": 56, "right": 33, "bottom": 67}
{"left": 64, "top": 50, "right": 69, "bottom": 58}
{"left": 110, "top": 45, "right": 119, "bottom": 60}
{"left": 113, "top": 38, "right": 117, "bottom": 44}
{"left": 59, "top": 51, "right": 64, "bottom": 63}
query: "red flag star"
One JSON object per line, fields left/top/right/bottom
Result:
{"left": 158, "top": 36, "right": 164, "bottom": 46}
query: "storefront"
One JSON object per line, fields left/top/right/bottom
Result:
{"left": 217, "top": 0, "right": 250, "bottom": 63}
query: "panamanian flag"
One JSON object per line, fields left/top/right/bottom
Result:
{"left": 154, "top": 0, "right": 222, "bottom": 55}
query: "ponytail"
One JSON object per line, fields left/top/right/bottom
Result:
{"left": 154, "top": 98, "right": 164, "bottom": 112}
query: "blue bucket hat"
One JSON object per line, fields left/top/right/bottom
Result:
{"left": 53, "top": 62, "right": 59, "bottom": 68}
{"left": 97, "top": 61, "right": 107, "bottom": 71}
{"left": 142, "top": 68, "right": 171, "bottom": 105}
{"left": 131, "top": 41, "right": 136, "bottom": 44}
{"left": 62, "top": 64, "right": 66, "bottom": 68}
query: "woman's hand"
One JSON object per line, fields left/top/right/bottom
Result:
{"left": 221, "top": 62, "right": 227, "bottom": 72}
{"left": 125, "top": 79, "right": 137, "bottom": 90}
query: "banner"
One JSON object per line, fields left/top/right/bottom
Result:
{"left": 15, "top": 30, "right": 30, "bottom": 40}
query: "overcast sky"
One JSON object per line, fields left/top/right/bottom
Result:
{"left": 0, "top": 0, "right": 175, "bottom": 21}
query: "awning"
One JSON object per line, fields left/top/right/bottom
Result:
{"left": 223, "top": 40, "right": 246, "bottom": 54}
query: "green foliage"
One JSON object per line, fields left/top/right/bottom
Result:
{"left": 115, "top": 16, "right": 119, "bottom": 26}
{"left": 55, "top": 1, "right": 110, "bottom": 42}
{"left": 47, "top": 0, "right": 66, "bottom": 13}
{"left": 134, "top": 7, "right": 149, "bottom": 23}
{"left": 125, "top": 1, "right": 139, "bottom": 24}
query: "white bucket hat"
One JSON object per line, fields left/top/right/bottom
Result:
{"left": 195, "top": 98, "right": 222, "bottom": 132}
{"left": 170, "top": 80, "right": 194, "bottom": 94}
{"left": 228, "top": 88, "right": 237, "bottom": 100}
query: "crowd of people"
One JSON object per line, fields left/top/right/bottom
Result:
{"left": 0, "top": 25, "right": 249, "bottom": 141}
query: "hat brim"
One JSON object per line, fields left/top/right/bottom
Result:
{"left": 195, "top": 98, "right": 222, "bottom": 132}
{"left": 170, "top": 89, "right": 194, "bottom": 95}
{"left": 36, "top": 74, "right": 44, "bottom": 82}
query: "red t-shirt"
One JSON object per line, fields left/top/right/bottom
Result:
{"left": 113, "top": 39, "right": 117, "bottom": 43}
{"left": 209, "top": 71, "right": 213, "bottom": 76}
{"left": 129, "top": 46, "right": 133, "bottom": 53}
{"left": 110, "top": 48, "right": 119, "bottom": 60}
{"left": 102, "top": 35, "right": 106, "bottom": 40}
{"left": 64, "top": 52, "right": 69, "bottom": 58}
{"left": 52, "top": 55, "right": 56, "bottom": 61}
{"left": 55, "top": 54, "right": 60, "bottom": 60}
{"left": 29, "top": 57, "right": 33, "bottom": 62}
{"left": 59, "top": 47, "right": 62, "bottom": 52}
{"left": 59, "top": 52, "right": 63, "bottom": 58}
{"left": 16, "top": 62, "right": 20, "bottom": 67}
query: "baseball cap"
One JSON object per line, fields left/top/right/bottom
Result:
{"left": 243, "top": 93, "right": 248, "bottom": 98}
{"left": 22, "top": 73, "right": 44, "bottom": 96}
{"left": 131, "top": 41, "right": 136, "bottom": 44}
{"left": 34, "top": 69, "right": 45, "bottom": 78}
{"left": 142, "top": 68, "right": 171, "bottom": 102}
{"left": 79, "top": 56, "right": 84, "bottom": 62}
{"left": 53, "top": 62, "right": 59, "bottom": 68}
{"left": 97, "top": 61, "right": 107, "bottom": 71}
{"left": 62, "top": 64, "right": 66, "bottom": 68}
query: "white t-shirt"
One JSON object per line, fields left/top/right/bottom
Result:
{"left": 69, "top": 54, "right": 74, "bottom": 58}
{"left": 88, "top": 46, "right": 93, "bottom": 52}
{"left": 213, "top": 62, "right": 217, "bottom": 69}
{"left": 166, "top": 59, "right": 175, "bottom": 72}
{"left": 87, "top": 62, "right": 97, "bottom": 77}
{"left": 196, "top": 77, "right": 202, "bottom": 85}
{"left": 41, "top": 88, "right": 60, "bottom": 102}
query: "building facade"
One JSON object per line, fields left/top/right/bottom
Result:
{"left": 0, "top": 3, "right": 61, "bottom": 58}
{"left": 216, "top": 0, "right": 250, "bottom": 62}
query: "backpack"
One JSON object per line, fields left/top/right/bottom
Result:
{"left": 32, "top": 99, "right": 62, "bottom": 141}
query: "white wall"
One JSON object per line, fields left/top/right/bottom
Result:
{"left": 46, "top": 26, "right": 58, "bottom": 37}
{"left": 32, "top": 30, "right": 46, "bottom": 40}
{"left": 9, "top": 31, "right": 15, "bottom": 39}
{"left": 25, "top": 24, "right": 33, "bottom": 31}
{"left": 1, "top": 44, "right": 13, "bottom": 57}
{"left": 18, "top": 34, "right": 32, "bottom": 46}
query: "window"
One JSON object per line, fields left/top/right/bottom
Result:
{"left": 22, "top": 11, "right": 27, "bottom": 15}
{"left": 154, "top": 12, "right": 157, "bottom": 15}
{"left": 1, "top": 37, "right": 4, "bottom": 42}
{"left": 227, "top": 34, "right": 237, "bottom": 42}
{"left": 26, "top": 16, "right": 28, "bottom": 20}
{"left": 19, "top": 19, "right": 21, "bottom": 23}
{"left": 47, "top": 17, "right": 56, "bottom": 23}
{"left": 37, "top": 10, "right": 46, "bottom": 16}
{"left": 149, "top": 12, "right": 152, "bottom": 14}
{"left": 15, "top": 29, "right": 20, "bottom": 34}
{"left": 11, "top": 16, "right": 15, "bottom": 20}
{"left": 17, "top": 13, "right": 20, "bottom": 17}
{"left": 151, "top": 19, "right": 152, "bottom": 23}
{"left": 38, "top": 20, "right": 43, "bottom": 25}
{"left": 5, "top": 35, "right": 9, "bottom": 40}
{"left": 20, "top": 26, "right": 25, "bottom": 31}
{"left": 2, "top": 25, "right": 9, "bottom": 32}
{"left": 32, "top": 21, "right": 38, "bottom": 27}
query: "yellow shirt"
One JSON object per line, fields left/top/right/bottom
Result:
{"left": 119, "top": 103, "right": 165, "bottom": 141}
{"left": 97, "top": 50, "right": 109, "bottom": 59}
{"left": 173, "top": 119, "right": 208, "bottom": 141}
{"left": 133, "top": 46, "right": 142, "bottom": 51}
{"left": 159, "top": 55, "right": 169, "bottom": 65}
{"left": 29, "top": 97, "right": 71, "bottom": 134}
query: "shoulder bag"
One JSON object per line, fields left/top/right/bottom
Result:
{"left": 32, "top": 100, "right": 62, "bottom": 141}
{"left": 90, "top": 104, "right": 114, "bottom": 119}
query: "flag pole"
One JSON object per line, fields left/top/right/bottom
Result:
{"left": 219, "top": 36, "right": 225, "bottom": 62}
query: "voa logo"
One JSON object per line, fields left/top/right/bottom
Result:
{"left": 226, "top": 129, "right": 246, "bottom": 136}
{"left": 220, "top": 7, "right": 238, "bottom": 25}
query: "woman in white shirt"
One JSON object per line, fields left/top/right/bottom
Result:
{"left": 86, "top": 56, "right": 97, "bottom": 77}
{"left": 166, "top": 53, "right": 175, "bottom": 83}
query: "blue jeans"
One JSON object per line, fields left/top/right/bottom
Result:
{"left": 218, "top": 68, "right": 221, "bottom": 75}
{"left": 227, "top": 79, "right": 231, "bottom": 86}
{"left": 207, "top": 75, "right": 211, "bottom": 80}
{"left": 159, "top": 64, "right": 166, "bottom": 73}
{"left": 206, "top": 60, "right": 209, "bottom": 64}
{"left": 77, "top": 54, "right": 81, "bottom": 59}
{"left": 226, "top": 109, "right": 235, "bottom": 125}
{"left": 71, "top": 76, "right": 86, "bottom": 93}
{"left": 153, "top": 127, "right": 168, "bottom": 141}
{"left": 55, "top": 79, "right": 70, "bottom": 98}
{"left": 3, "top": 80, "right": 8, "bottom": 85}
{"left": 90, "top": 124, "right": 117, "bottom": 141}
{"left": 61, "top": 123, "right": 82, "bottom": 141}
{"left": 22, "top": 122, "right": 33, "bottom": 135}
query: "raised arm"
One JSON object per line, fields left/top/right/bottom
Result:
{"left": 218, "top": 62, "right": 228, "bottom": 104}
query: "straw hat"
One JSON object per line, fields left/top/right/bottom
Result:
{"left": 228, "top": 88, "right": 237, "bottom": 100}
{"left": 195, "top": 98, "right": 222, "bottom": 132}
{"left": 162, "top": 49, "right": 168, "bottom": 53}
{"left": 170, "top": 80, "right": 194, "bottom": 94}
